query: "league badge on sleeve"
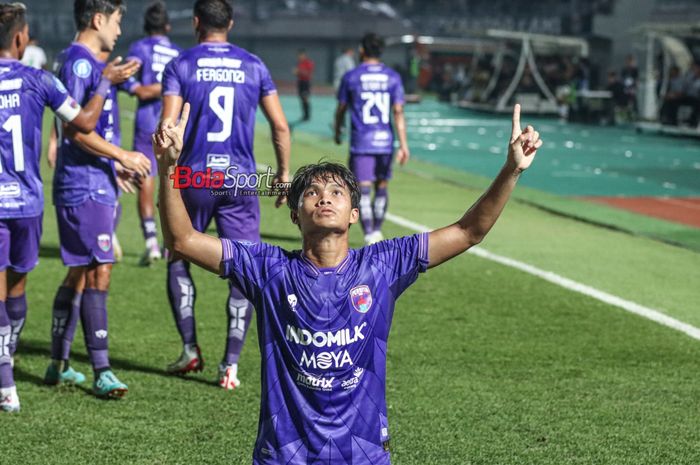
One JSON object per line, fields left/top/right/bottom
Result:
{"left": 350, "top": 285, "right": 372, "bottom": 313}
{"left": 72, "top": 59, "right": 92, "bottom": 79}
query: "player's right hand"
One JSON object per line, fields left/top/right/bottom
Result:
{"left": 102, "top": 56, "right": 141, "bottom": 84}
{"left": 333, "top": 129, "right": 342, "bottom": 145}
{"left": 119, "top": 150, "right": 151, "bottom": 178}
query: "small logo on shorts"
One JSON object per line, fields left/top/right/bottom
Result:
{"left": 350, "top": 285, "right": 372, "bottom": 313}
{"left": 97, "top": 234, "right": 112, "bottom": 252}
{"left": 95, "top": 330, "right": 108, "bottom": 339}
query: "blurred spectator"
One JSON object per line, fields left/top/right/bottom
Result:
{"left": 294, "top": 49, "right": 315, "bottom": 121}
{"left": 20, "top": 35, "right": 47, "bottom": 69}
{"left": 606, "top": 70, "right": 630, "bottom": 124}
{"left": 333, "top": 47, "right": 355, "bottom": 91}
{"left": 659, "top": 65, "right": 686, "bottom": 125}
{"left": 621, "top": 54, "right": 638, "bottom": 115}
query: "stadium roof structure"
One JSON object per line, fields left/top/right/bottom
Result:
{"left": 446, "top": 29, "right": 589, "bottom": 114}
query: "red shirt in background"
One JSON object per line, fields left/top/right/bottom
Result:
{"left": 297, "top": 58, "right": 315, "bottom": 82}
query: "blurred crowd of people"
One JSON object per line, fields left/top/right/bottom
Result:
{"left": 659, "top": 62, "right": 700, "bottom": 128}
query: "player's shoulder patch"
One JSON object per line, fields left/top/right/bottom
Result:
{"left": 51, "top": 75, "right": 68, "bottom": 93}
{"left": 72, "top": 58, "right": 92, "bottom": 79}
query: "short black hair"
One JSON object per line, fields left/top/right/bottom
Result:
{"left": 288, "top": 162, "right": 360, "bottom": 212}
{"left": 193, "top": 0, "right": 232, "bottom": 34}
{"left": 74, "top": 0, "right": 125, "bottom": 31}
{"left": 144, "top": 1, "right": 168, "bottom": 34}
{"left": 0, "top": 3, "right": 26, "bottom": 50}
{"left": 360, "top": 32, "right": 384, "bottom": 58}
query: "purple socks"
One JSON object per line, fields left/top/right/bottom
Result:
{"left": 167, "top": 260, "right": 197, "bottom": 345}
{"left": 223, "top": 283, "right": 254, "bottom": 365}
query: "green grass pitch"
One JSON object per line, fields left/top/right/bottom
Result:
{"left": 2, "top": 94, "right": 699, "bottom": 464}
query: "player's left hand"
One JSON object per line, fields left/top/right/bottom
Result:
{"left": 102, "top": 56, "right": 141, "bottom": 84}
{"left": 507, "top": 104, "right": 541, "bottom": 173}
{"left": 114, "top": 162, "right": 141, "bottom": 194}
{"left": 396, "top": 147, "right": 410, "bottom": 166}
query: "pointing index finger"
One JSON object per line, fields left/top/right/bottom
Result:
{"left": 511, "top": 103, "right": 521, "bottom": 140}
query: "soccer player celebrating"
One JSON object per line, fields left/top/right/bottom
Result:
{"left": 46, "top": 0, "right": 151, "bottom": 399}
{"left": 0, "top": 2, "right": 142, "bottom": 412}
{"left": 334, "top": 33, "right": 409, "bottom": 245}
{"left": 123, "top": 1, "right": 181, "bottom": 265}
{"left": 156, "top": 102, "right": 540, "bottom": 464}
{"left": 159, "top": 0, "right": 290, "bottom": 389}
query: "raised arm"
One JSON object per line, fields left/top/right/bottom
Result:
{"left": 260, "top": 93, "right": 291, "bottom": 207}
{"left": 393, "top": 103, "right": 410, "bottom": 165}
{"left": 63, "top": 125, "right": 151, "bottom": 178}
{"left": 155, "top": 103, "right": 223, "bottom": 274}
{"left": 427, "top": 104, "right": 541, "bottom": 268}
{"left": 131, "top": 83, "right": 162, "bottom": 101}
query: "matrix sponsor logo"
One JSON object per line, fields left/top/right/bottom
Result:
{"left": 295, "top": 372, "right": 335, "bottom": 391}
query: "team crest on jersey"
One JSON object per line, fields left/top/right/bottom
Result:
{"left": 72, "top": 59, "right": 92, "bottom": 78}
{"left": 350, "top": 285, "right": 372, "bottom": 313}
{"left": 287, "top": 294, "right": 298, "bottom": 309}
{"left": 97, "top": 234, "right": 111, "bottom": 252}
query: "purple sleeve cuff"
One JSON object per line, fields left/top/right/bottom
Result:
{"left": 220, "top": 238, "right": 234, "bottom": 277}
{"left": 95, "top": 77, "right": 111, "bottom": 98}
{"left": 417, "top": 232, "right": 429, "bottom": 272}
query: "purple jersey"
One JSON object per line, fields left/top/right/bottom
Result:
{"left": 337, "top": 63, "right": 404, "bottom": 155}
{"left": 220, "top": 233, "right": 429, "bottom": 465}
{"left": 53, "top": 43, "right": 118, "bottom": 207}
{"left": 125, "top": 36, "right": 181, "bottom": 150}
{"left": 0, "top": 58, "right": 81, "bottom": 218}
{"left": 162, "top": 42, "right": 276, "bottom": 175}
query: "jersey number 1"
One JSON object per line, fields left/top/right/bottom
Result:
{"left": 0, "top": 115, "right": 24, "bottom": 173}
{"left": 207, "top": 86, "right": 234, "bottom": 142}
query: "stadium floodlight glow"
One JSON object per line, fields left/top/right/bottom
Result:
{"left": 417, "top": 35, "right": 435, "bottom": 45}
{"left": 400, "top": 35, "right": 414, "bottom": 44}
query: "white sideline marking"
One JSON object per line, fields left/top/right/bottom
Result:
{"left": 385, "top": 212, "right": 700, "bottom": 341}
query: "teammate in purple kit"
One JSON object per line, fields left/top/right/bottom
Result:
{"left": 334, "top": 33, "right": 410, "bottom": 245}
{"left": 122, "top": 1, "right": 181, "bottom": 265}
{"left": 0, "top": 2, "right": 141, "bottom": 412}
{"left": 159, "top": 0, "right": 290, "bottom": 389}
{"left": 156, "top": 101, "right": 541, "bottom": 464}
{"left": 46, "top": 0, "right": 151, "bottom": 399}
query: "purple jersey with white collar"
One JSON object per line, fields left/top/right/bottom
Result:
{"left": 53, "top": 43, "right": 118, "bottom": 207}
{"left": 162, "top": 42, "right": 276, "bottom": 175}
{"left": 125, "top": 35, "right": 181, "bottom": 151}
{"left": 337, "top": 63, "right": 404, "bottom": 156}
{"left": 220, "top": 233, "right": 429, "bottom": 465}
{"left": 0, "top": 58, "right": 81, "bottom": 218}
